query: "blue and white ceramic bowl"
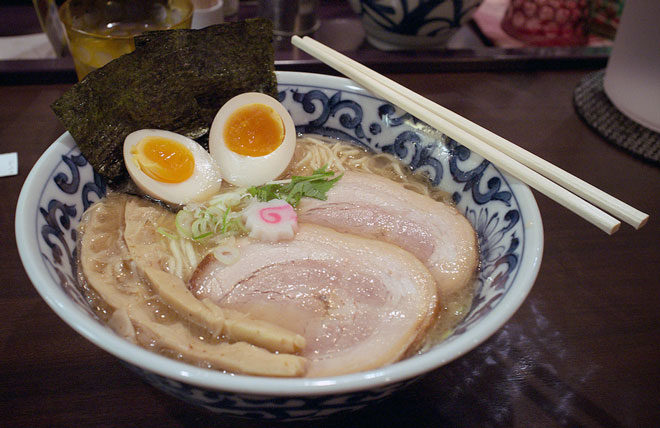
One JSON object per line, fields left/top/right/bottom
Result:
{"left": 348, "top": 0, "right": 483, "bottom": 50}
{"left": 16, "top": 71, "right": 543, "bottom": 420}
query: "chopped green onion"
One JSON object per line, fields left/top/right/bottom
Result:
{"left": 174, "top": 189, "right": 248, "bottom": 242}
{"left": 173, "top": 168, "right": 341, "bottom": 242}
{"left": 157, "top": 227, "right": 178, "bottom": 239}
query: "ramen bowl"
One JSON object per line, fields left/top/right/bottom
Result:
{"left": 16, "top": 71, "right": 543, "bottom": 420}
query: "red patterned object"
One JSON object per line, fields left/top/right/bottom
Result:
{"left": 500, "top": 0, "right": 589, "bottom": 46}
{"left": 590, "top": 0, "right": 624, "bottom": 39}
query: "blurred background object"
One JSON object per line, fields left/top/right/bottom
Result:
{"left": 32, "top": 0, "right": 68, "bottom": 56}
{"left": 257, "top": 0, "right": 320, "bottom": 37}
{"left": 603, "top": 1, "right": 660, "bottom": 133}
{"left": 573, "top": 1, "right": 659, "bottom": 165}
{"left": 223, "top": 0, "right": 238, "bottom": 17}
{"left": 590, "top": 0, "right": 624, "bottom": 39}
{"left": 58, "top": 0, "right": 193, "bottom": 80}
{"left": 500, "top": 0, "right": 590, "bottom": 46}
{"left": 347, "top": 0, "right": 483, "bottom": 50}
{"left": 1, "top": 0, "right": 619, "bottom": 84}
{"left": 191, "top": 0, "right": 224, "bottom": 29}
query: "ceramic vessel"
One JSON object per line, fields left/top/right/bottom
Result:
{"left": 16, "top": 71, "right": 543, "bottom": 420}
{"left": 603, "top": 2, "right": 660, "bottom": 133}
{"left": 347, "top": 0, "right": 482, "bottom": 50}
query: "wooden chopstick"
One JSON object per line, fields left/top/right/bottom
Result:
{"left": 291, "top": 35, "right": 649, "bottom": 234}
{"left": 293, "top": 36, "right": 648, "bottom": 231}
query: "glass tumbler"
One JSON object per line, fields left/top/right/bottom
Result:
{"left": 59, "top": 0, "right": 193, "bottom": 80}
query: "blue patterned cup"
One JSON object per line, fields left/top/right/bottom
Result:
{"left": 348, "top": 0, "right": 482, "bottom": 50}
{"left": 16, "top": 71, "right": 542, "bottom": 420}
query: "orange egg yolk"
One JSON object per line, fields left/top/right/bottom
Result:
{"left": 223, "top": 103, "right": 284, "bottom": 157}
{"left": 131, "top": 136, "right": 195, "bottom": 183}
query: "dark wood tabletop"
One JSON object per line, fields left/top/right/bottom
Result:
{"left": 2, "top": 57, "right": 659, "bottom": 428}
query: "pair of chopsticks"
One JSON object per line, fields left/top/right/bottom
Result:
{"left": 291, "top": 36, "right": 649, "bottom": 235}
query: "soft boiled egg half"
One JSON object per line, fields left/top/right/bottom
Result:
{"left": 209, "top": 92, "right": 296, "bottom": 187}
{"left": 123, "top": 129, "right": 223, "bottom": 205}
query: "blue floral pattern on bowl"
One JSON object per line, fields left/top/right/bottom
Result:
{"left": 22, "top": 71, "right": 542, "bottom": 420}
{"left": 348, "top": 0, "right": 483, "bottom": 50}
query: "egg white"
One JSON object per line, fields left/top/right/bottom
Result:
{"left": 208, "top": 92, "right": 296, "bottom": 187}
{"left": 123, "top": 129, "right": 222, "bottom": 205}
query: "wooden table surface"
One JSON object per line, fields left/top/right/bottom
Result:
{"left": 2, "top": 68, "right": 659, "bottom": 427}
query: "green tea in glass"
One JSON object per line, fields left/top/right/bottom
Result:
{"left": 59, "top": 0, "right": 193, "bottom": 80}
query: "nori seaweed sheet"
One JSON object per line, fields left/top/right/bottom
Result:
{"left": 51, "top": 18, "right": 277, "bottom": 186}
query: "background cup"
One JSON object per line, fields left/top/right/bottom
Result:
{"left": 347, "top": 0, "right": 482, "bottom": 50}
{"left": 257, "top": 0, "right": 320, "bottom": 37}
{"left": 223, "top": 0, "right": 239, "bottom": 17}
{"left": 603, "top": 2, "right": 660, "bottom": 133}
{"left": 191, "top": 0, "right": 224, "bottom": 29}
{"left": 33, "top": 0, "right": 69, "bottom": 57}
{"left": 500, "top": 0, "right": 590, "bottom": 46}
{"left": 59, "top": 0, "right": 193, "bottom": 80}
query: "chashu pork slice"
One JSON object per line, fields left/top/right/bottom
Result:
{"left": 297, "top": 171, "right": 478, "bottom": 298}
{"left": 190, "top": 223, "right": 438, "bottom": 378}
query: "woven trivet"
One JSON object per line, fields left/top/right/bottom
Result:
{"left": 573, "top": 70, "right": 660, "bottom": 166}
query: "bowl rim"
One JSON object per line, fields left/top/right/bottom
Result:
{"left": 15, "top": 71, "right": 544, "bottom": 396}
